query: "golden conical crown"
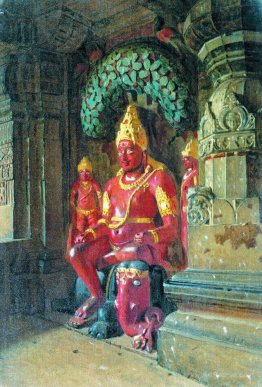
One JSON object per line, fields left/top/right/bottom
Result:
{"left": 116, "top": 105, "right": 148, "bottom": 150}
{"left": 77, "top": 157, "right": 93, "bottom": 172}
{"left": 182, "top": 138, "right": 198, "bottom": 159}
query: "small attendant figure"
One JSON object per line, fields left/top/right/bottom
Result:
{"left": 66, "top": 157, "right": 102, "bottom": 260}
{"left": 70, "top": 157, "right": 102, "bottom": 233}
{"left": 181, "top": 138, "right": 198, "bottom": 263}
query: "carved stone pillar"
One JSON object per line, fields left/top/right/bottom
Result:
{"left": 158, "top": 1, "right": 262, "bottom": 384}
{"left": 0, "top": 3, "right": 91, "bottom": 315}
{"left": 3, "top": 50, "right": 68, "bottom": 247}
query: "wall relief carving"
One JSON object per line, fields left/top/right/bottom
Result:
{"left": 187, "top": 186, "right": 214, "bottom": 226}
{"left": 199, "top": 101, "right": 217, "bottom": 138}
{"left": 199, "top": 133, "right": 257, "bottom": 157}
{"left": 0, "top": 180, "right": 13, "bottom": 206}
{"left": 199, "top": 92, "right": 260, "bottom": 157}
{"left": 0, "top": 62, "right": 14, "bottom": 207}
{"left": 218, "top": 93, "right": 255, "bottom": 132}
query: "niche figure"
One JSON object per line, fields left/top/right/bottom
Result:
{"left": 181, "top": 138, "right": 198, "bottom": 261}
{"left": 65, "top": 157, "right": 102, "bottom": 261}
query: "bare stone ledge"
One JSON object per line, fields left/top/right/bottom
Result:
{"left": 158, "top": 310, "right": 262, "bottom": 385}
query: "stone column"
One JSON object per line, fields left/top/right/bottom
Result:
{"left": 0, "top": 2, "right": 92, "bottom": 315}
{"left": 158, "top": 1, "right": 262, "bottom": 385}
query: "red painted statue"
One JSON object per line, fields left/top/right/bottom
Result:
{"left": 180, "top": 138, "right": 198, "bottom": 262}
{"left": 66, "top": 105, "right": 179, "bottom": 350}
{"left": 66, "top": 157, "right": 102, "bottom": 261}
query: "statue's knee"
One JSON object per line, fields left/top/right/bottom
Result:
{"left": 68, "top": 245, "right": 85, "bottom": 262}
{"left": 68, "top": 247, "right": 77, "bottom": 261}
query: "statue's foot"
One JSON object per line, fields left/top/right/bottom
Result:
{"left": 132, "top": 307, "right": 165, "bottom": 352}
{"left": 133, "top": 332, "right": 154, "bottom": 353}
{"left": 89, "top": 301, "right": 123, "bottom": 339}
{"left": 89, "top": 321, "right": 112, "bottom": 340}
{"left": 89, "top": 321, "right": 123, "bottom": 339}
{"left": 68, "top": 296, "right": 102, "bottom": 329}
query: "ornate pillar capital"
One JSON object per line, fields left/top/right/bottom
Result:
{"left": 183, "top": 0, "right": 262, "bottom": 52}
{"left": 198, "top": 79, "right": 262, "bottom": 158}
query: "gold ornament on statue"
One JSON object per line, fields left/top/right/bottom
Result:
{"left": 116, "top": 105, "right": 148, "bottom": 150}
{"left": 77, "top": 157, "right": 93, "bottom": 172}
{"left": 155, "top": 186, "right": 174, "bottom": 217}
{"left": 181, "top": 138, "right": 198, "bottom": 159}
{"left": 118, "top": 165, "right": 152, "bottom": 191}
{"left": 102, "top": 191, "right": 111, "bottom": 217}
{"left": 116, "top": 267, "right": 148, "bottom": 284}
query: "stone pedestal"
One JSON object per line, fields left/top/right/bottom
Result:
{"left": 159, "top": 310, "right": 262, "bottom": 385}
{"left": 160, "top": 223, "right": 262, "bottom": 384}
{"left": 158, "top": 0, "right": 262, "bottom": 384}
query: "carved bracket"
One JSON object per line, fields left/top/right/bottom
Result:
{"left": 187, "top": 186, "right": 215, "bottom": 226}
{"left": 36, "top": 6, "right": 93, "bottom": 53}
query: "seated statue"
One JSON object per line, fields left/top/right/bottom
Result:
{"left": 66, "top": 105, "right": 179, "bottom": 350}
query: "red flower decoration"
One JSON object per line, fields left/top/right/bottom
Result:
{"left": 181, "top": 131, "right": 198, "bottom": 141}
{"left": 156, "top": 29, "right": 174, "bottom": 43}
{"left": 75, "top": 63, "right": 89, "bottom": 74}
{"left": 192, "top": 131, "right": 198, "bottom": 139}
{"left": 89, "top": 50, "right": 103, "bottom": 62}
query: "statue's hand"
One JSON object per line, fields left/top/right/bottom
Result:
{"left": 134, "top": 232, "right": 144, "bottom": 244}
{"left": 74, "top": 233, "right": 86, "bottom": 244}
{"left": 134, "top": 232, "right": 154, "bottom": 245}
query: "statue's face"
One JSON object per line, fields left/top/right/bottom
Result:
{"left": 79, "top": 169, "right": 92, "bottom": 181}
{"left": 117, "top": 140, "right": 143, "bottom": 172}
{"left": 182, "top": 156, "right": 194, "bottom": 170}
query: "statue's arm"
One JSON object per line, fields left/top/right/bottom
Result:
{"left": 77, "top": 179, "right": 113, "bottom": 243}
{"left": 69, "top": 181, "right": 79, "bottom": 225}
{"left": 92, "top": 180, "right": 103, "bottom": 210}
{"left": 147, "top": 171, "right": 179, "bottom": 245}
{"left": 70, "top": 181, "right": 78, "bottom": 206}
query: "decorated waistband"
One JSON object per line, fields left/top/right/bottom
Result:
{"left": 76, "top": 207, "right": 96, "bottom": 216}
{"left": 111, "top": 216, "right": 154, "bottom": 224}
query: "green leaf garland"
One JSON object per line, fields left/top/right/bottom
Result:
{"left": 81, "top": 44, "right": 193, "bottom": 139}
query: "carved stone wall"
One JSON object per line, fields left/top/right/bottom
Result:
{"left": 0, "top": 55, "right": 14, "bottom": 240}
{"left": 0, "top": 48, "right": 75, "bottom": 315}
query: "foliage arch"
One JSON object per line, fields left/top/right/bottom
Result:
{"left": 81, "top": 42, "right": 195, "bottom": 140}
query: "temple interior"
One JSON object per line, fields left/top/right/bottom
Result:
{"left": 0, "top": 0, "right": 262, "bottom": 385}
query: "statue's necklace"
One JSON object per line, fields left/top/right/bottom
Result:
{"left": 119, "top": 165, "right": 151, "bottom": 191}
{"left": 80, "top": 181, "right": 92, "bottom": 193}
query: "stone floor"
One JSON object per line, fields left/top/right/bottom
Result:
{"left": 0, "top": 313, "right": 203, "bottom": 387}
